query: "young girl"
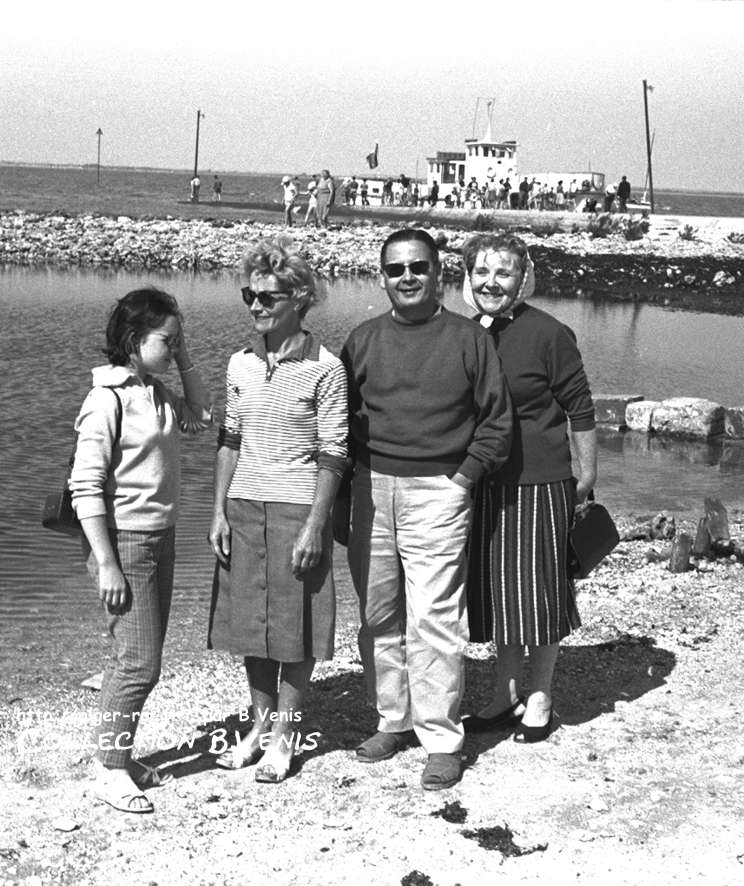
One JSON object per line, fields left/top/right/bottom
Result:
{"left": 70, "top": 287, "right": 211, "bottom": 813}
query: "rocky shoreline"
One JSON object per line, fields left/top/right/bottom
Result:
{"left": 2, "top": 210, "right": 744, "bottom": 314}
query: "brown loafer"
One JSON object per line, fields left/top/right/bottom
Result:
{"left": 355, "top": 730, "right": 415, "bottom": 763}
{"left": 421, "top": 752, "right": 462, "bottom": 791}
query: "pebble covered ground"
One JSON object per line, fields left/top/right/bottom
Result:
{"left": 1, "top": 515, "right": 743, "bottom": 885}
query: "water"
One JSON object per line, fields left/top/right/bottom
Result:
{"left": 2, "top": 164, "right": 744, "bottom": 218}
{"left": 1, "top": 268, "right": 743, "bottom": 628}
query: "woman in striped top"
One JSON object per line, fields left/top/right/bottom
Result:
{"left": 208, "top": 237, "right": 348, "bottom": 781}
{"left": 460, "top": 234, "right": 597, "bottom": 743}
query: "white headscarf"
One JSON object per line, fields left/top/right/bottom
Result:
{"left": 462, "top": 251, "right": 536, "bottom": 328}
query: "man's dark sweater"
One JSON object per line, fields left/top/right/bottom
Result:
{"left": 341, "top": 309, "right": 512, "bottom": 483}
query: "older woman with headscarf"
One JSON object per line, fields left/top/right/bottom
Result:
{"left": 208, "top": 236, "right": 348, "bottom": 781}
{"left": 460, "top": 233, "right": 597, "bottom": 743}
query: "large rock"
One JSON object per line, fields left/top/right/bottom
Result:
{"left": 626, "top": 400, "right": 660, "bottom": 432}
{"left": 724, "top": 406, "right": 744, "bottom": 439}
{"left": 719, "top": 440, "right": 744, "bottom": 473}
{"left": 651, "top": 397, "right": 725, "bottom": 439}
{"left": 593, "top": 394, "right": 645, "bottom": 429}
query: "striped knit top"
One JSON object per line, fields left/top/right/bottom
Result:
{"left": 219, "top": 332, "right": 348, "bottom": 505}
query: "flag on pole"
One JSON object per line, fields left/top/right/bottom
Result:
{"left": 366, "top": 142, "right": 379, "bottom": 169}
{"left": 647, "top": 84, "right": 654, "bottom": 92}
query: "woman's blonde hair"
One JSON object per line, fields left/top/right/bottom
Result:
{"left": 242, "top": 236, "right": 324, "bottom": 318}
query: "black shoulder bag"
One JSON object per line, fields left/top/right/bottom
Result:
{"left": 41, "top": 390, "right": 122, "bottom": 536}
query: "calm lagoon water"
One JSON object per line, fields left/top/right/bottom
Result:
{"left": 1, "top": 267, "right": 743, "bottom": 625}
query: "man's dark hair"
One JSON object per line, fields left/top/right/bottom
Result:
{"left": 380, "top": 228, "right": 440, "bottom": 268}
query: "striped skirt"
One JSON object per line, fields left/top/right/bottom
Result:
{"left": 466, "top": 478, "right": 580, "bottom": 646}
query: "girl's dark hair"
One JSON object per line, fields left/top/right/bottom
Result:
{"left": 104, "top": 286, "right": 181, "bottom": 366}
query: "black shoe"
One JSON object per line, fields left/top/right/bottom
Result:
{"left": 513, "top": 708, "right": 554, "bottom": 744}
{"left": 462, "top": 697, "right": 525, "bottom": 734}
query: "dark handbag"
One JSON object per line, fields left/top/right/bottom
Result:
{"left": 41, "top": 391, "right": 122, "bottom": 536}
{"left": 568, "top": 493, "right": 620, "bottom": 579}
{"left": 42, "top": 444, "right": 82, "bottom": 536}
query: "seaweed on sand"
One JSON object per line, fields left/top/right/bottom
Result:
{"left": 461, "top": 822, "right": 548, "bottom": 857}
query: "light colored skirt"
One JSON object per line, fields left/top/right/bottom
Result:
{"left": 208, "top": 499, "right": 335, "bottom": 661}
{"left": 466, "top": 479, "right": 580, "bottom": 646}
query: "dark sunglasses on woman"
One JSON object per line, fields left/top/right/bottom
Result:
{"left": 241, "top": 287, "right": 292, "bottom": 308}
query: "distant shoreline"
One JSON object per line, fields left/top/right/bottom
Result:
{"left": 2, "top": 162, "right": 743, "bottom": 198}
{"left": 1, "top": 209, "right": 743, "bottom": 315}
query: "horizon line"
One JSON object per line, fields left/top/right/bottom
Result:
{"left": 1, "top": 160, "right": 743, "bottom": 198}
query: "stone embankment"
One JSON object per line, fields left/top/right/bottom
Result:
{"left": 595, "top": 394, "right": 744, "bottom": 440}
{"left": 1, "top": 210, "right": 744, "bottom": 312}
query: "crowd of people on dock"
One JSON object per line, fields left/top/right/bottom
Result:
{"left": 189, "top": 169, "right": 632, "bottom": 220}
{"left": 68, "top": 227, "right": 597, "bottom": 813}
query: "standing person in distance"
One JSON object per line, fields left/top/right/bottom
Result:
{"left": 316, "top": 169, "right": 335, "bottom": 227}
{"left": 70, "top": 287, "right": 212, "bottom": 813}
{"left": 281, "top": 175, "right": 298, "bottom": 227}
{"left": 617, "top": 175, "right": 631, "bottom": 212}
{"left": 305, "top": 176, "right": 320, "bottom": 226}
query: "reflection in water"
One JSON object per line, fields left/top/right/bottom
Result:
{"left": 1, "top": 267, "right": 743, "bottom": 621}
{"left": 594, "top": 427, "right": 744, "bottom": 515}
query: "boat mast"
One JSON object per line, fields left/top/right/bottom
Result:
{"left": 472, "top": 96, "right": 496, "bottom": 140}
{"left": 642, "top": 80, "right": 655, "bottom": 213}
{"left": 642, "top": 130, "right": 655, "bottom": 202}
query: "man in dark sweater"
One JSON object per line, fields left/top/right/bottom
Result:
{"left": 617, "top": 175, "right": 631, "bottom": 212}
{"left": 341, "top": 228, "right": 512, "bottom": 790}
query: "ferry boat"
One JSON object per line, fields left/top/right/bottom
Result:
{"left": 424, "top": 101, "right": 606, "bottom": 210}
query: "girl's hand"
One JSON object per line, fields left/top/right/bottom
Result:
{"left": 98, "top": 563, "right": 130, "bottom": 614}
{"left": 174, "top": 326, "right": 191, "bottom": 371}
{"left": 179, "top": 415, "right": 212, "bottom": 434}
{"left": 291, "top": 520, "right": 324, "bottom": 576}
{"left": 209, "top": 513, "right": 232, "bottom": 566}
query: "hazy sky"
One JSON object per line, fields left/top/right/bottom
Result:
{"left": 2, "top": 0, "right": 743, "bottom": 191}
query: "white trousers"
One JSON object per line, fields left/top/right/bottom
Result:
{"left": 348, "top": 467, "right": 473, "bottom": 753}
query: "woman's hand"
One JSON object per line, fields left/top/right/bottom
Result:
{"left": 209, "top": 512, "right": 232, "bottom": 566}
{"left": 98, "top": 562, "right": 129, "bottom": 614}
{"left": 575, "top": 473, "right": 596, "bottom": 504}
{"left": 291, "top": 519, "right": 325, "bottom": 576}
{"left": 570, "top": 429, "right": 598, "bottom": 505}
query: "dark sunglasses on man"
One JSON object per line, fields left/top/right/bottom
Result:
{"left": 382, "top": 260, "right": 431, "bottom": 278}
{"left": 241, "top": 287, "right": 293, "bottom": 308}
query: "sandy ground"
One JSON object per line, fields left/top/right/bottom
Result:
{"left": 1, "top": 513, "right": 743, "bottom": 886}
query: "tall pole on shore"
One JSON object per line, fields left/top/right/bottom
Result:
{"left": 642, "top": 80, "right": 655, "bottom": 213}
{"left": 96, "top": 128, "right": 103, "bottom": 185}
{"left": 193, "top": 110, "right": 205, "bottom": 179}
